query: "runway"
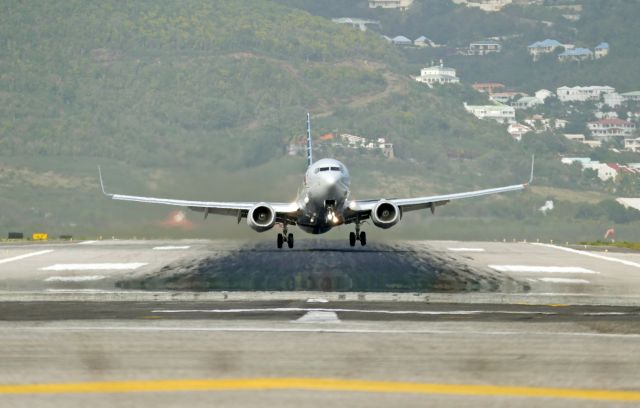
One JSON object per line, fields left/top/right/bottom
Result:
{"left": 1, "top": 239, "right": 640, "bottom": 407}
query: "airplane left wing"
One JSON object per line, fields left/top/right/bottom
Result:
{"left": 98, "top": 167, "right": 299, "bottom": 221}
{"left": 346, "top": 156, "right": 534, "bottom": 218}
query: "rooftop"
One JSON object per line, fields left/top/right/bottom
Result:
{"left": 528, "top": 39, "right": 562, "bottom": 48}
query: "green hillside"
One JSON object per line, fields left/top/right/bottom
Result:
{"left": 1, "top": 0, "right": 640, "bottom": 241}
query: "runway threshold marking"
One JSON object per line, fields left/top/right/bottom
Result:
{"left": 152, "top": 246, "right": 191, "bottom": 250}
{"left": 40, "top": 263, "right": 147, "bottom": 271}
{"left": 447, "top": 247, "right": 485, "bottom": 252}
{"left": 533, "top": 243, "right": 640, "bottom": 269}
{"left": 295, "top": 311, "right": 340, "bottom": 323}
{"left": 0, "top": 250, "right": 54, "bottom": 265}
{"left": 489, "top": 265, "right": 597, "bottom": 274}
{"left": 0, "top": 378, "right": 639, "bottom": 402}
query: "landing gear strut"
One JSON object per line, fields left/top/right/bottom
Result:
{"left": 349, "top": 221, "right": 366, "bottom": 247}
{"left": 277, "top": 223, "right": 294, "bottom": 249}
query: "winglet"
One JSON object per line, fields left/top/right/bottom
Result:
{"left": 97, "top": 166, "right": 111, "bottom": 196}
{"left": 526, "top": 154, "right": 535, "bottom": 186}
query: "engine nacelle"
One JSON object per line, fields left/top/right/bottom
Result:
{"left": 371, "top": 200, "right": 401, "bottom": 229}
{"left": 247, "top": 203, "right": 276, "bottom": 232}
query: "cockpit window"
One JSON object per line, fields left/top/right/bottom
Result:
{"left": 320, "top": 167, "right": 330, "bottom": 172}
{"left": 330, "top": 167, "right": 340, "bottom": 171}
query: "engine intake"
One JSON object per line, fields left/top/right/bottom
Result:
{"left": 247, "top": 203, "right": 276, "bottom": 232}
{"left": 371, "top": 200, "right": 401, "bottom": 229}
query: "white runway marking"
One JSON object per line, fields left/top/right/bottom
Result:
{"left": 533, "top": 243, "right": 640, "bottom": 269}
{"left": 77, "top": 241, "right": 97, "bottom": 245}
{"left": 447, "top": 247, "right": 485, "bottom": 252}
{"left": 0, "top": 250, "right": 54, "bottom": 265}
{"left": 152, "top": 246, "right": 191, "bottom": 250}
{"left": 152, "top": 308, "right": 557, "bottom": 316}
{"left": 295, "top": 311, "right": 340, "bottom": 323}
{"left": 306, "top": 298, "right": 329, "bottom": 303}
{"left": 44, "top": 275, "right": 106, "bottom": 282}
{"left": 489, "top": 265, "right": 597, "bottom": 274}
{"left": 40, "top": 263, "right": 147, "bottom": 271}
{"left": 538, "top": 278, "right": 590, "bottom": 284}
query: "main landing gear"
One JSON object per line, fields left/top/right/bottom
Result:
{"left": 349, "top": 222, "right": 366, "bottom": 247}
{"left": 277, "top": 224, "right": 294, "bottom": 249}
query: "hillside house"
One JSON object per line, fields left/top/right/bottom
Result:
{"left": 564, "top": 134, "right": 586, "bottom": 143}
{"left": 588, "top": 118, "right": 637, "bottom": 140}
{"left": 535, "top": 89, "right": 553, "bottom": 101}
{"left": 594, "top": 42, "right": 609, "bottom": 59}
{"left": 464, "top": 103, "right": 515, "bottom": 124}
{"left": 391, "top": 35, "right": 412, "bottom": 46}
{"left": 469, "top": 40, "right": 502, "bottom": 55}
{"left": 513, "top": 96, "right": 543, "bottom": 110}
{"left": 451, "top": 0, "right": 512, "bottom": 12}
{"left": 507, "top": 123, "right": 532, "bottom": 141}
{"left": 558, "top": 47, "right": 592, "bottom": 62}
{"left": 472, "top": 83, "right": 505, "bottom": 93}
{"left": 528, "top": 39, "right": 562, "bottom": 61}
{"left": 489, "top": 91, "right": 526, "bottom": 104}
{"left": 414, "top": 36, "right": 436, "bottom": 47}
{"left": 556, "top": 85, "right": 615, "bottom": 102}
{"left": 415, "top": 63, "right": 460, "bottom": 87}
{"left": 624, "top": 137, "right": 640, "bottom": 153}
{"left": 603, "top": 92, "right": 624, "bottom": 108}
{"left": 331, "top": 18, "right": 380, "bottom": 32}
{"left": 369, "top": 0, "right": 414, "bottom": 10}
{"left": 622, "top": 91, "right": 640, "bottom": 102}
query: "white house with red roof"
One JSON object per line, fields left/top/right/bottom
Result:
{"left": 587, "top": 118, "right": 637, "bottom": 140}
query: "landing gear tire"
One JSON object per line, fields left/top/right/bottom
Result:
{"left": 287, "top": 233, "right": 294, "bottom": 249}
{"left": 349, "top": 232, "right": 356, "bottom": 247}
{"left": 360, "top": 231, "right": 367, "bottom": 247}
{"left": 277, "top": 233, "right": 283, "bottom": 249}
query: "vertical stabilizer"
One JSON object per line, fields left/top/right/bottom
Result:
{"left": 306, "top": 112, "right": 313, "bottom": 167}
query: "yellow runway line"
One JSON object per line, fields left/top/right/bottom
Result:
{"left": 0, "top": 378, "right": 639, "bottom": 402}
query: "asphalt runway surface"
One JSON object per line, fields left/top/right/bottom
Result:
{"left": 1, "top": 239, "right": 640, "bottom": 407}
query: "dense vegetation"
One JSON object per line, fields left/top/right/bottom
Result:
{"left": 1, "top": 0, "right": 640, "bottom": 241}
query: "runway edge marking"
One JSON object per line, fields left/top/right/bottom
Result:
{"left": 532, "top": 243, "right": 640, "bottom": 269}
{"left": 0, "top": 378, "right": 639, "bottom": 402}
{"left": 0, "top": 250, "right": 54, "bottom": 265}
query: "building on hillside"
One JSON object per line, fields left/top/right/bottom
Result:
{"left": 528, "top": 39, "right": 562, "bottom": 60}
{"left": 588, "top": 118, "right": 637, "bottom": 140}
{"left": 468, "top": 40, "right": 502, "bottom": 56}
{"left": 472, "top": 83, "right": 505, "bottom": 93}
{"left": 558, "top": 47, "right": 592, "bottom": 62}
{"left": 564, "top": 133, "right": 586, "bottom": 143}
{"left": 535, "top": 89, "right": 553, "bottom": 102}
{"left": 507, "top": 123, "right": 532, "bottom": 141}
{"left": 594, "top": 42, "right": 609, "bottom": 59}
{"left": 489, "top": 91, "right": 526, "bottom": 104}
{"left": 369, "top": 0, "right": 414, "bottom": 10}
{"left": 556, "top": 85, "right": 616, "bottom": 102}
{"left": 583, "top": 140, "right": 602, "bottom": 148}
{"left": 414, "top": 36, "right": 436, "bottom": 47}
{"left": 464, "top": 103, "right": 515, "bottom": 124}
{"left": 391, "top": 35, "right": 412, "bottom": 46}
{"left": 512, "top": 96, "right": 543, "bottom": 110}
{"left": 624, "top": 137, "right": 640, "bottom": 153}
{"left": 415, "top": 63, "right": 460, "bottom": 87}
{"left": 603, "top": 92, "right": 624, "bottom": 108}
{"left": 331, "top": 18, "right": 380, "bottom": 32}
{"left": 622, "top": 91, "right": 640, "bottom": 102}
{"left": 595, "top": 111, "right": 618, "bottom": 119}
{"left": 561, "top": 158, "right": 619, "bottom": 181}
{"left": 451, "top": 0, "right": 512, "bottom": 12}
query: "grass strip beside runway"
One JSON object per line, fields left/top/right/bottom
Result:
{"left": 0, "top": 378, "right": 639, "bottom": 402}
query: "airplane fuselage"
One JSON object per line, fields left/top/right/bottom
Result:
{"left": 295, "top": 158, "right": 351, "bottom": 234}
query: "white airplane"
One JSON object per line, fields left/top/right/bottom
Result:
{"left": 99, "top": 114, "right": 533, "bottom": 248}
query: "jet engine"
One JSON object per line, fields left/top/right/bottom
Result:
{"left": 247, "top": 203, "right": 276, "bottom": 232}
{"left": 371, "top": 200, "right": 401, "bottom": 229}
